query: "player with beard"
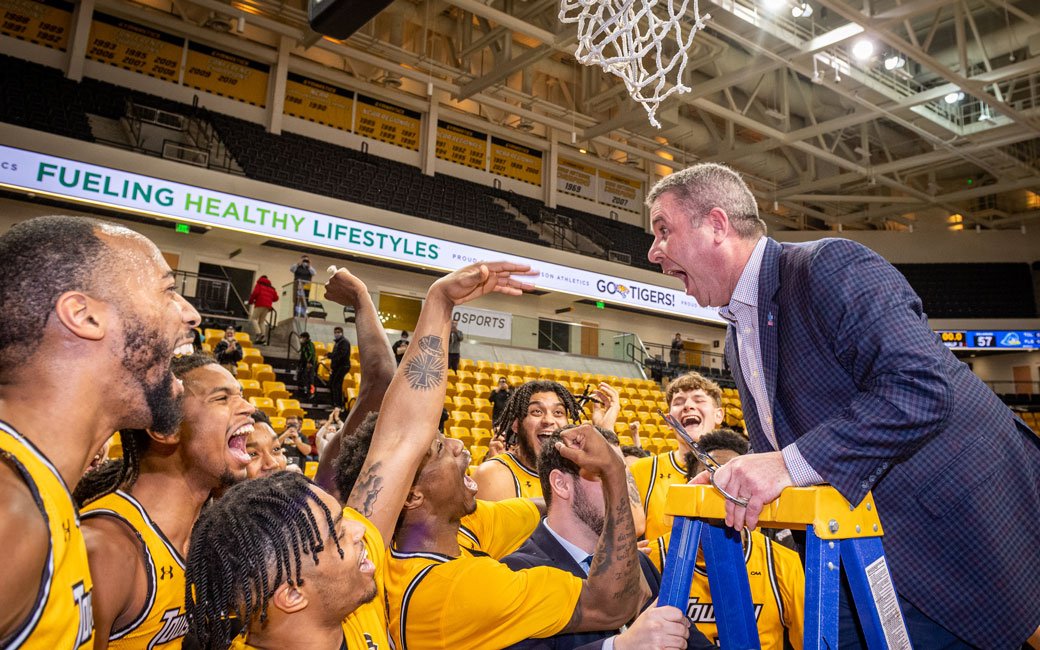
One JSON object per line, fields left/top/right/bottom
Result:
{"left": 244, "top": 410, "right": 286, "bottom": 479}
{"left": 630, "top": 372, "right": 724, "bottom": 540}
{"left": 363, "top": 419, "right": 648, "bottom": 649}
{"left": 0, "top": 215, "right": 199, "bottom": 648}
{"left": 74, "top": 353, "right": 253, "bottom": 649}
{"left": 185, "top": 261, "right": 536, "bottom": 650}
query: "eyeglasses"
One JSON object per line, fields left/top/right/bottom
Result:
{"left": 656, "top": 409, "right": 749, "bottom": 507}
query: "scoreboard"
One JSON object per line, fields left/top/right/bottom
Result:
{"left": 938, "top": 330, "right": 1040, "bottom": 349}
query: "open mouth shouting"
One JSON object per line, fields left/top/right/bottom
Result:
{"left": 359, "top": 542, "right": 375, "bottom": 574}
{"left": 460, "top": 450, "right": 478, "bottom": 493}
{"left": 227, "top": 421, "right": 254, "bottom": 466}
{"left": 681, "top": 413, "right": 703, "bottom": 432}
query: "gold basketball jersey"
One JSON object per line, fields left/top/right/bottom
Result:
{"left": 630, "top": 449, "right": 687, "bottom": 541}
{"left": 81, "top": 491, "right": 188, "bottom": 649}
{"left": 486, "top": 452, "right": 542, "bottom": 499}
{"left": 0, "top": 422, "right": 94, "bottom": 649}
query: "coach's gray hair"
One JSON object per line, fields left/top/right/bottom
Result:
{"left": 646, "top": 163, "right": 766, "bottom": 238}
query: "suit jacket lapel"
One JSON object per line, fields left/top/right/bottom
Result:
{"left": 758, "top": 238, "right": 782, "bottom": 423}
{"left": 726, "top": 324, "right": 762, "bottom": 445}
{"left": 530, "top": 523, "right": 586, "bottom": 578}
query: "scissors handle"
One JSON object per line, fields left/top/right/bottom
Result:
{"left": 655, "top": 409, "right": 749, "bottom": 508}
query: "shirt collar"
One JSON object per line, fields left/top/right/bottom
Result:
{"left": 726, "top": 236, "right": 767, "bottom": 310}
{"left": 542, "top": 518, "right": 593, "bottom": 572}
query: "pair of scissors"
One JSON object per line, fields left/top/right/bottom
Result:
{"left": 656, "top": 409, "right": 749, "bottom": 508}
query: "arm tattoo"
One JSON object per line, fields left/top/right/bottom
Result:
{"left": 347, "top": 464, "right": 384, "bottom": 517}
{"left": 403, "top": 335, "right": 445, "bottom": 391}
{"left": 627, "top": 472, "right": 640, "bottom": 510}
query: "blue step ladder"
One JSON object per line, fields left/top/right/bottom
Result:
{"left": 658, "top": 484, "right": 913, "bottom": 650}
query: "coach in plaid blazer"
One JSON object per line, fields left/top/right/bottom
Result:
{"left": 646, "top": 163, "right": 1040, "bottom": 649}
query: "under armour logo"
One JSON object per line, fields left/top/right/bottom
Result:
{"left": 659, "top": 472, "right": 666, "bottom": 479}
{"left": 525, "top": 481, "right": 532, "bottom": 488}
{"left": 159, "top": 566, "right": 174, "bottom": 580}
{"left": 364, "top": 632, "right": 378, "bottom": 649}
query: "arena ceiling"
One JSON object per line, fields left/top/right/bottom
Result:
{"left": 126, "top": 0, "right": 1040, "bottom": 231}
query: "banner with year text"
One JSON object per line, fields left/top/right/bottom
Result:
{"left": 284, "top": 72, "right": 354, "bottom": 131}
{"left": 353, "top": 94, "right": 421, "bottom": 151}
{"left": 86, "top": 12, "right": 184, "bottom": 82}
{"left": 0, "top": 0, "right": 73, "bottom": 50}
{"left": 490, "top": 136, "right": 542, "bottom": 186}
{"left": 435, "top": 121, "right": 487, "bottom": 170}
{"left": 183, "top": 41, "right": 269, "bottom": 107}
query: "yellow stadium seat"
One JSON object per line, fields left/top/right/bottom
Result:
{"left": 522, "top": 365, "right": 538, "bottom": 377}
{"left": 312, "top": 341, "right": 327, "bottom": 355}
{"left": 470, "top": 445, "right": 489, "bottom": 464}
{"left": 472, "top": 398, "right": 493, "bottom": 417}
{"left": 249, "top": 397, "right": 277, "bottom": 416}
{"left": 471, "top": 428, "right": 492, "bottom": 445}
{"left": 263, "top": 381, "right": 291, "bottom": 400}
{"left": 457, "top": 370, "right": 475, "bottom": 383}
{"left": 472, "top": 412, "right": 492, "bottom": 429}
{"left": 665, "top": 439, "right": 679, "bottom": 451}
{"left": 459, "top": 358, "right": 476, "bottom": 373}
{"left": 251, "top": 363, "right": 275, "bottom": 384}
{"left": 456, "top": 383, "right": 476, "bottom": 399}
{"left": 450, "top": 411, "right": 475, "bottom": 430}
{"left": 235, "top": 361, "right": 251, "bottom": 379}
{"left": 618, "top": 435, "right": 634, "bottom": 447}
{"left": 239, "top": 379, "right": 263, "bottom": 400}
{"left": 473, "top": 384, "right": 492, "bottom": 400}
{"left": 234, "top": 331, "right": 252, "bottom": 345}
{"left": 304, "top": 461, "right": 318, "bottom": 478}
{"left": 204, "top": 328, "right": 224, "bottom": 347}
{"left": 476, "top": 360, "right": 493, "bottom": 373}
{"left": 472, "top": 372, "right": 493, "bottom": 387}
{"left": 453, "top": 429, "right": 475, "bottom": 447}
{"left": 507, "top": 363, "right": 523, "bottom": 375}
{"left": 301, "top": 419, "right": 317, "bottom": 438}
{"left": 507, "top": 375, "right": 524, "bottom": 386}
{"left": 199, "top": 343, "right": 213, "bottom": 355}
{"left": 269, "top": 416, "right": 286, "bottom": 433}
{"left": 453, "top": 395, "right": 474, "bottom": 410}
{"left": 276, "top": 399, "right": 306, "bottom": 419}
{"left": 491, "top": 362, "right": 508, "bottom": 375}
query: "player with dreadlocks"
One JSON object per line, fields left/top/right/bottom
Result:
{"left": 184, "top": 261, "right": 536, "bottom": 650}
{"left": 472, "top": 379, "right": 625, "bottom": 501}
{"left": 75, "top": 352, "right": 254, "bottom": 649}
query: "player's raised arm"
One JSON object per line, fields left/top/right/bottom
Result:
{"left": 556, "top": 423, "right": 649, "bottom": 632}
{"left": 346, "top": 262, "right": 536, "bottom": 543}
{"left": 314, "top": 266, "right": 396, "bottom": 499}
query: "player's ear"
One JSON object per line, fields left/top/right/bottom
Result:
{"left": 271, "top": 582, "right": 308, "bottom": 614}
{"left": 146, "top": 427, "right": 181, "bottom": 445}
{"left": 713, "top": 406, "right": 724, "bottom": 426}
{"left": 53, "top": 291, "right": 108, "bottom": 341}
{"left": 402, "top": 486, "right": 425, "bottom": 511}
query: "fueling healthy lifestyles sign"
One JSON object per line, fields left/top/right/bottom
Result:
{"left": 451, "top": 305, "right": 512, "bottom": 340}
{"left": 0, "top": 145, "right": 723, "bottom": 324}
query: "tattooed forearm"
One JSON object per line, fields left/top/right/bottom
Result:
{"left": 346, "top": 464, "right": 385, "bottom": 517}
{"left": 402, "top": 335, "right": 445, "bottom": 391}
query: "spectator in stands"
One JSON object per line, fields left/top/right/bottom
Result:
{"left": 290, "top": 255, "right": 316, "bottom": 317}
{"left": 246, "top": 410, "right": 286, "bottom": 479}
{"left": 628, "top": 421, "right": 645, "bottom": 450}
{"left": 646, "top": 162, "right": 1040, "bottom": 647}
{"left": 279, "top": 415, "right": 311, "bottom": 469}
{"left": 75, "top": 353, "right": 253, "bottom": 648}
{"left": 448, "top": 321, "right": 465, "bottom": 371}
{"left": 298, "top": 332, "right": 317, "bottom": 397}
{"left": 644, "top": 429, "right": 804, "bottom": 650}
{"left": 246, "top": 274, "right": 278, "bottom": 344}
{"left": 392, "top": 330, "right": 410, "bottom": 364}
{"left": 326, "top": 326, "right": 352, "bottom": 408}
{"left": 0, "top": 215, "right": 199, "bottom": 647}
{"left": 490, "top": 376, "right": 512, "bottom": 425}
{"left": 315, "top": 407, "right": 342, "bottom": 459}
{"left": 669, "top": 332, "right": 683, "bottom": 366}
{"left": 213, "top": 326, "right": 243, "bottom": 376}
{"left": 630, "top": 372, "right": 724, "bottom": 541}
{"left": 502, "top": 426, "right": 703, "bottom": 650}
{"left": 183, "top": 262, "right": 536, "bottom": 650}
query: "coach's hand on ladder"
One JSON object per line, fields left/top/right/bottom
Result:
{"left": 690, "top": 451, "right": 793, "bottom": 531}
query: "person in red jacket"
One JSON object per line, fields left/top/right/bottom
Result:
{"left": 247, "top": 275, "right": 279, "bottom": 344}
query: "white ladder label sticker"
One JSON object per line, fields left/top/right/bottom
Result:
{"left": 864, "top": 555, "right": 913, "bottom": 650}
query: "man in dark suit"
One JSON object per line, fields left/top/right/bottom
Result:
{"left": 503, "top": 426, "right": 708, "bottom": 650}
{"left": 645, "top": 162, "right": 1040, "bottom": 649}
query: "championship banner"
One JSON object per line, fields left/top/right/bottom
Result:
{"left": 0, "top": 144, "right": 724, "bottom": 323}
{"left": 86, "top": 12, "right": 184, "bottom": 82}
{"left": 353, "top": 94, "right": 421, "bottom": 151}
{"left": 490, "top": 136, "right": 542, "bottom": 186}
{"left": 598, "top": 170, "right": 642, "bottom": 214}
{"left": 451, "top": 305, "right": 512, "bottom": 340}
{"left": 284, "top": 72, "right": 353, "bottom": 131}
{"left": 435, "top": 121, "right": 487, "bottom": 170}
{"left": 557, "top": 157, "right": 596, "bottom": 201}
{"left": 183, "top": 41, "right": 269, "bottom": 107}
{"left": 0, "top": 0, "right": 73, "bottom": 50}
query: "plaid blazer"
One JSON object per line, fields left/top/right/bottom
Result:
{"left": 725, "top": 237, "right": 1040, "bottom": 648}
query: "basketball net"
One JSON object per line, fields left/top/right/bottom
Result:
{"left": 559, "top": 0, "right": 710, "bottom": 128}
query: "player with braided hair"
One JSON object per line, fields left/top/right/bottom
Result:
{"left": 472, "top": 379, "right": 622, "bottom": 501}
{"left": 185, "top": 261, "right": 536, "bottom": 650}
{"left": 76, "top": 352, "right": 254, "bottom": 649}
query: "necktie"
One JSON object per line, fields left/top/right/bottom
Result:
{"left": 580, "top": 555, "right": 593, "bottom": 575}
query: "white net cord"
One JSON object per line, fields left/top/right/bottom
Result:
{"left": 559, "top": 0, "right": 710, "bottom": 127}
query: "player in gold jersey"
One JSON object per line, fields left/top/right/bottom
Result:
{"left": 0, "top": 216, "right": 200, "bottom": 648}
{"left": 630, "top": 372, "right": 724, "bottom": 541}
{"left": 75, "top": 353, "right": 254, "bottom": 649}
{"left": 185, "top": 262, "right": 536, "bottom": 650}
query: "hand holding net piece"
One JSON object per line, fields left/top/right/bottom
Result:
{"left": 656, "top": 408, "right": 750, "bottom": 507}
{"left": 559, "top": 0, "right": 710, "bottom": 127}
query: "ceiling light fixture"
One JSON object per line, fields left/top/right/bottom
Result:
{"left": 883, "top": 55, "right": 905, "bottom": 70}
{"left": 791, "top": 2, "right": 812, "bottom": 17}
{"left": 852, "top": 39, "right": 874, "bottom": 60}
{"left": 944, "top": 91, "right": 965, "bottom": 104}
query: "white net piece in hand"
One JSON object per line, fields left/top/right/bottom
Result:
{"left": 559, "top": 0, "right": 709, "bottom": 128}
